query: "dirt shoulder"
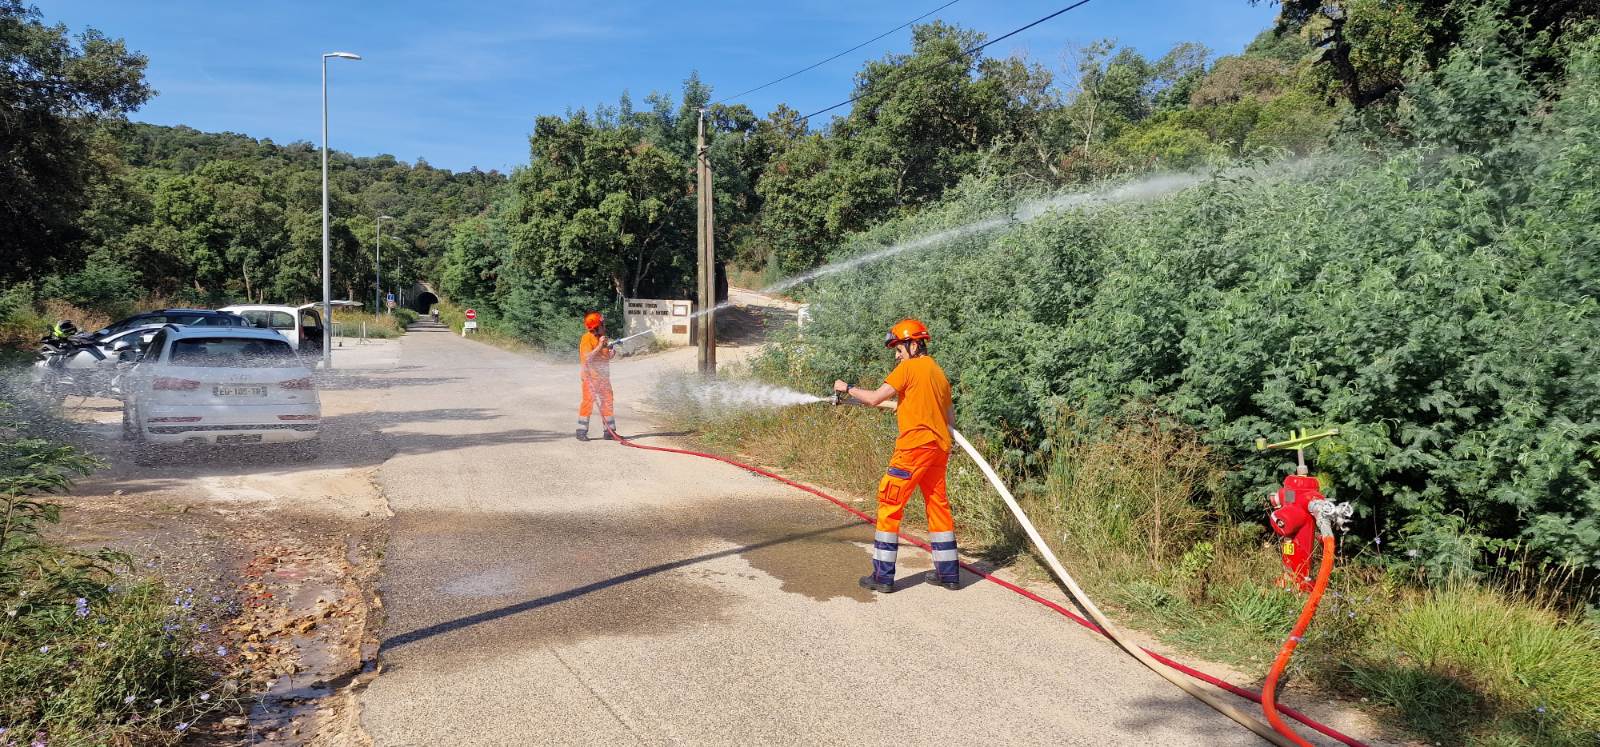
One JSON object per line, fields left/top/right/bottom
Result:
{"left": 45, "top": 339, "right": 400, "bottom": 745}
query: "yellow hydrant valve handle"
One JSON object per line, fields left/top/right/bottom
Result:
{"left": 1254, "top": 427, "right": 1340, "bottom": 452}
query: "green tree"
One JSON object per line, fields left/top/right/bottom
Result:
{"left": 0, "top": 0, "right": 150, "bottom": 284}
{"left": 506, "top": 113, "right": 694, "bottom": 299}
{"left": 1259, "top": 0, "right": 1600, "bottom": 108}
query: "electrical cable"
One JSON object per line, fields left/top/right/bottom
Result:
{"left": 595, "top": 408, "right": 1368, "bottom": 746}
{"left": 714, "top": 0, "right": 964, "bottom": 106}
{"left": 799, "top": 0, "right": 1096, "bottom": 121}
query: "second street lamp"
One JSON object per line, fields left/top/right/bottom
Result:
{"left": 321, "top": 50, "right": 361, "bottom": 369}
{"left": 376, "top": 214, "right": 393, "bottom": 313}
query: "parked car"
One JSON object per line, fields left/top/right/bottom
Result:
{"left": 120, "top": 325, "right": 320, "bottom": 464}
{"left": 34, "top": 315, "right": 232, "bottom": 402}
{"left": 89, "top": 309, "right": 247, "bottom": 340}
{"left": 219, "top": 303, "right": 328, "bottom": 358}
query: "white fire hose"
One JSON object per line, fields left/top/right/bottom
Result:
{"left": 950, "top": 428, "right": 1295, "bottom": 746}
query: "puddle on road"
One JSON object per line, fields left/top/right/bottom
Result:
{"left": 734, "top": 526, "right": 877, "bottom": 603}
{"left": 378, "top": 499, "right": 901, "bottom": 669}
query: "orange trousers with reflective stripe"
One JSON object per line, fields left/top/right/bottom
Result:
{"left": 579, "top": 374, "right": 614, "bottom": 418}
{"left": 876, "top": 446, "right": 953, "bottom": 535}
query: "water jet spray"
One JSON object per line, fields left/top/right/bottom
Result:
{"left": 612, "top": 173, "right": 1208, "bottom": 351}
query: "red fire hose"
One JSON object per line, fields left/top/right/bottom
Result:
{"left": 600, "top": 421, "right": 1367, "bottom": 746}
{"left": 1263, "top": 533, "right": 1339, "bottom": 746}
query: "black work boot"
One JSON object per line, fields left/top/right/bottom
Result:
{"left": 923, "top": 570, "right": 960, "bottom": 590}
{"left": 575, "top": 430, "right": 589, "bottom": 442}
{"left": 858, "top": 575, "right": 894, "bottom": 594}
{"left": 602, "top": 419, "right": 617, "bottom": 440}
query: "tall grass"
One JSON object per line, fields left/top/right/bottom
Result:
{"left": 332, "top": 309, "right": 415, "bottom": 339}
{"left": 1345, "top": 583, "right": 1600, "bottom": 745}
{"left": 1032, "top": 412, "right": 1224, "bottom": 579}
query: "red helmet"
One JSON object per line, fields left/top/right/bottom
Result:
{"left": 884, "top": 318, "right": 930, "bottom": 348}
{"left": 584, "top": 312, "right": 604, "bottom": 330}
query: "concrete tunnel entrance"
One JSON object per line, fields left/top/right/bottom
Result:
{"left": 412, "top": 291, "right": 439, "bottom": 313}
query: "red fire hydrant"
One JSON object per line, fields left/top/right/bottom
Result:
{"left": 1268, "top": 474, "right": 1322, "bottom": 592}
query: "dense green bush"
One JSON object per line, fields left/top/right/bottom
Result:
{"left": 758, "top": 30, "right": 1600, "bottom": 575}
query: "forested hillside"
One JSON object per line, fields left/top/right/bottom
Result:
{"left": 2, "top": 0, "right": 501, "bottom": 317}
{"left": 9, "top": 117, "right": 502, "bottom": 311}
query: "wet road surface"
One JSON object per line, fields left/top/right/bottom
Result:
{"left": 356, "top": 323, "right": 1271, "bottom": 745}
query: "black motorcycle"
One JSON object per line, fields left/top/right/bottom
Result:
{"left": 32, "top": 331, "right": 113, "bottom": 403}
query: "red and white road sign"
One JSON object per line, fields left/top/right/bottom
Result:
{"left": 464, "top": 309, "right": 477, "bottom": 320}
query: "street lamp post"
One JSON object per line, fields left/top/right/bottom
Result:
{"left": 376, "top": 214, "right": 393, "bottom": 314}
{"left": 321, "top": 51, "right": 361, "bottom": 369}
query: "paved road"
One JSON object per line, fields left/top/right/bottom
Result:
{"left": 354, "top": 323, "right": 1288, "bottom": 745}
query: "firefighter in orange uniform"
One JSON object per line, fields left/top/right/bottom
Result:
{"left": 834, "top": 319, "right": 960, "bottom": 593}
{"left": 577, "top": 311, "right": 617, "bottom": 441}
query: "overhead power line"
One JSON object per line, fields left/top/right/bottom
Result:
{"left": 799, "top": 0, "right": 1097, "bottom": 122}
{"left": 714, "top": 0, "right": 964, "bottom": 107}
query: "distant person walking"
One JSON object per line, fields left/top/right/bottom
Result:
{"left": 834, "top": 318, "right": 960, "bottom": 593}
{"left": 577, "top": 311, "right": 617, "bottom": 441}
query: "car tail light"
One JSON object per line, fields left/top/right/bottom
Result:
{"left": 277, "top": 414, "right": 318, "bottom": 421}
{"left": 280, "top": 377, "right": 315, "bottom": 390}
{"left": 153, "top": 377, "right": 200, "bottom": 391}
{"left": 148, "top": 416, "right": 202, "bottom": 423}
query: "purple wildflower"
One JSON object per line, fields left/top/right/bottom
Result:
{"left": 73, "top": 598, "right": 89, "bottom": 618}
{"left": 37, "top": 646, "right": 48, "bottom": 654}
{"left": 216, "top": 645, "right": 228, "bottom": 657}
{"left": 174, "top": 723, "right": 188, "bottom": 733}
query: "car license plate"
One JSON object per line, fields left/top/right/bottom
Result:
{"left": 217, "top": 434, "right": 263, "bottom": 445}
{"left": 214, "top": 385, "right": 267, "bottom": 397}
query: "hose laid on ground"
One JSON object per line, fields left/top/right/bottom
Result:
{"left": 600, "top": 417, "right": 1365, "bottom": 746}
{"left": 1262, "top": 533, "right": 1338, "bottom": 747}
{"left": 949, "top": 430, "right": 1295, "bottom": 747}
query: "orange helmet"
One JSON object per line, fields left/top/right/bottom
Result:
{"left": 584, "top": 312, "right": 604, "bottom": 330}
{"left": 884, "top": 318, "right": 930, "bottom": 348}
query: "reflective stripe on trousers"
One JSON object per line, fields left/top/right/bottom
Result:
{"left": 871, "top": 446, "right": 957, "bottom": 583}
{"left": 871, "top": 530, "right": 899, "bottom": 581}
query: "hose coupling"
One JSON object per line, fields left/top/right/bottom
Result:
{"left": 1308, "top": 499, "right": 1353, "bottom": 536}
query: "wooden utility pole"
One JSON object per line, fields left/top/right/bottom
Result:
{"left": 696, "top": 108, "right": 717, "bottom": 376}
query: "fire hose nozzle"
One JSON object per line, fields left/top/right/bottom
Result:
{"left": 1308, "top": 499, "right": 1353, "bottom": 536}
{"left": 832, "top": 388, "right": 845, "bottom": 406}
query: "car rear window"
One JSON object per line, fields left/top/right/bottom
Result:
{"left": 168, "top": 338, "right": 300, "bottom": 367}
{"left": 240, "top": 310, "right": 295, "bottom": 330}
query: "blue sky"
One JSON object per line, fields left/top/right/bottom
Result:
{"left": 36, "top": 1, "right": 1279, "bottom": 173}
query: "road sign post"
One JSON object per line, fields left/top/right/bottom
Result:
{"left": 463, "top": 308, "right": 478, "bottom": 336}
